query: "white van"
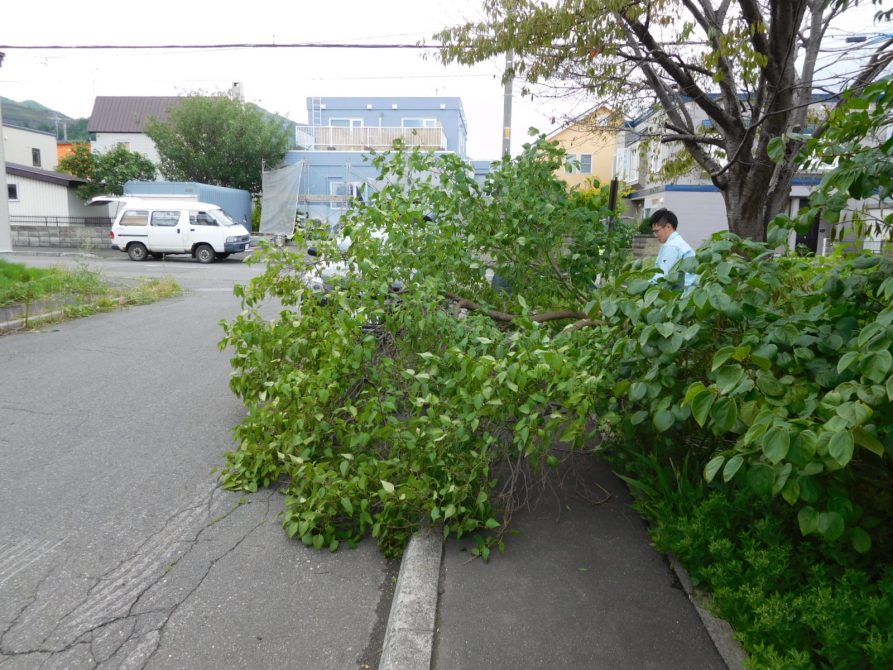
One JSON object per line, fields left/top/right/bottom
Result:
{"left": 98, "top": 197, "right": 252, "bottom": 263}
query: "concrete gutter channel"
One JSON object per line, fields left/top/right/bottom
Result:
{"left": 381, "top": 531, "right": 747, "bottom": 670}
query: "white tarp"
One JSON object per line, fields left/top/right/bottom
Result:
{"left": 259, "top": 161, "right": 304, "bottom": 236}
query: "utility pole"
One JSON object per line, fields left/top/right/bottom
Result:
{"left": 0, "top": 52, "right": 13, "bottom": 254}
{"left": 502, "top": 48, "right": 513, "bottom": 158}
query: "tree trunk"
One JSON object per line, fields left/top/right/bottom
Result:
{"left": 721, "top": 158, "right": 797, "bottom": 243}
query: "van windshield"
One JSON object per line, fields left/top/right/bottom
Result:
{"left": 210, "top": 209, "right": 240, "bottom": 227}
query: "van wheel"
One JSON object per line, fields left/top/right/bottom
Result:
{"left": 195, "top": 244, "right": 215, "bottom": 264}
{"left": 128, "top": 243, "right": 148, "bottom": 262}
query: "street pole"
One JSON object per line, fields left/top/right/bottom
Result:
{"left": 0, "top": 52, "right": 13, "bottom": 253}
{"left": 502, "top": 49, "right": 513, "bottom": 158}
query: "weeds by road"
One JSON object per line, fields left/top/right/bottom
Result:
{"left": 0, "top": 257, "right": 182, "bottom": 329}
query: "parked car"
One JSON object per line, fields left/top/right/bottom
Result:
{"left": 90, "top": 197, "right": 251, "bottom": 263}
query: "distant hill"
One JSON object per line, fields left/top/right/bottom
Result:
{"left": 0, "top": 97, "right": 90, "bottom": 141}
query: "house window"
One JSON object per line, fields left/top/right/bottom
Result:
{"left": 330, "top": 118, "right": 362, "bottom": 128}
{"left": 626, "top": 144, "right": 640, "bottom": 182}
{"left": 402, "top": 118, "right": 438, "bottom": 128}
{"left": 8, "top": 184, "right": 19, "bottom": 201}
{"left": 565, "top": 153, "right": 578, "bottom": 174}
{"left": 329, "top": 180, "right": 364, "bottom": 210}
{"left": 580, "top": 154, "right": 592, "bottom": 174}
{"left": 32, "top": 148, "right": 41, "bottom": 167}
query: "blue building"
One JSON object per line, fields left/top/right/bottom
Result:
{"left": 282, "top": 96, "right": 471, "bottom": 228}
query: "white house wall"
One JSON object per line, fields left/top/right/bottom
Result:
{"left": 92, "top": 133, "right": 161, "bottom": 165}
{"left": 647, "top": 189, "right": 728, "bottom": 251}
{"left": 2, "top": 125, "right": 58, "bottom": 171}
{"left": 7, "top": 174, "right": 71, "bottom": 218}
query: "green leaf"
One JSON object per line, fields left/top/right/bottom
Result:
{"left": 431, "top": 506, "right": 441, "bottom": 521}
{"left": 704, "top": 456, "right": 725, "bottom": 483}
{"left": 340, "top": 498, "right": 354, "bottom": 515}
{"left": 683, "top": 382, "right": 706, "bottom": 405}
{"left": 743, "top": 421, "right": 769, "bottom": 446}
{"left": 722, "top": 455, "right": 744, "bottom": 482}
{"left": 851, "top": 527, "right": 872, "bottom": 553}
{"left": 691, "top": 390, "right": 716, "bottom": 427}
{"left": 485, "top": 517, "right": 501, "bottom": 529}
{"left": 816, "top": 511, "right": 845, "bottom": 541}
{"left": 861, "top": 350, "right": 892, "bottom": 383}
{"left": 781, "top": 478, "right": 801, "bottom": 505}
{"left": 767, "top": 136, "right": 786, "bottom": 162}
{"left": 715, "top": 365, "right": 745, "bottom": 395}
{"left": 762, "top": 426, "right": 791, "bottom": 464}
{"left": 837, "top": 351, "right": 859, "bottom": 374}
{"left": 629, "top": 382, "right": 648, "bottom": 402}
{"left": 711, "top": 346, "right": 735, "bottom": 372}
{"left": 836, "top": 401, "right": 871, "bottom": 427}
{"left": 444, "top": 504, "right": 457, "bottom": 519}
{"left": 798, "top": 506, "right": 818, "bottom": 535}
{"left": 630, "top": 410, "right": 649, "bottom": 426}
{"left": 828, "top": 430, "right": 855, "bottom": 467}
{"left": 756, "top": 372, "right": 786, "bottom": 397}
{"left": 710, "top": 397, "right": 738, "bottom": 434}
{"left": 653, "top": 409, "right": 675, "bottom": 433}
{"left": 853, "top": 426, "right": 885, "bottom": 456}
{"left": 381, "top": 480, "right": 396, "bottom": 494}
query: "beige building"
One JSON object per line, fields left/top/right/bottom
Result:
{"left": 546, "top": 106, "right": 617, "bottom": 189}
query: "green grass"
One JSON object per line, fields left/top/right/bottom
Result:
{"left": 0, "top": 258, "right": 182, "bottom": 327}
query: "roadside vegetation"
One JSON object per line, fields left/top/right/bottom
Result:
{"left": 220, "top": 74, "right": 893, "bottom": 668}
{"left": 0, "top": 258, "right": 182, "bottom": 329}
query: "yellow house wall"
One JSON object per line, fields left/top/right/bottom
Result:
{"left": 550, "top": 124, "right": 616, "bottom": 189}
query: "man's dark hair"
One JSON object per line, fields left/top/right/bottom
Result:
{"left": 650, "top": 208, "right": 678, "bottom": 230}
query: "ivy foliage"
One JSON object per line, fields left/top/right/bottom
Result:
{"left": 220, "top": 138, "right": 892, "bottom": 560}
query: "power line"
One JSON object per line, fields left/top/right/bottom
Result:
{"left": 0, "top": 42, "right": 444, "bottom": 51}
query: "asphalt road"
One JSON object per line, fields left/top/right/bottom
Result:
{"left": 0, "top": 251, "right": 396, "bottom": 669}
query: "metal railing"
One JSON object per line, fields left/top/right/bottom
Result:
{"left": 295, "top": 126, "right": 448, "bottom": 151}
{"left": 822, "top": 238, "right": 893, "bottom": 256}
{"left": 11, "top": 216, "right": 112, "bottom": 227}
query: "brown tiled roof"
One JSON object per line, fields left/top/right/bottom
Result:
{"left": 87, "top": 96, "right": 181, "bottom": 133}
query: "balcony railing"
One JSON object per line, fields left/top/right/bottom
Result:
{"left": 822, "top": 238, "right": 893, "bottom": 256}
{"left": 295, "top": 126, "right": 448, "bottom": 151}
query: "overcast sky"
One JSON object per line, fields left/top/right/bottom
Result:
{"left": 0, "top": 0, "right": 574, "bottom": 160}
{"left": 1, "top": 1, "right": 888, "bottom": 160}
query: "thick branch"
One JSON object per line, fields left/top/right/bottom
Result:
{"left": 444, "top": 293, "right": 585, "bottom": 324}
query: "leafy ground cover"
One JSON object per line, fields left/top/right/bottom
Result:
{"left": 0, "top": 257, "right": 181, "bottom": 328}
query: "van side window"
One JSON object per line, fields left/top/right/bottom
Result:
{"left": 151, "top": 211, "right": 180, "bottom": 227}
{"left": 119, "top": 210, "right": 149, "bottom": 226}
{"left": 191, "top": 211, "right": 217, "bottom": 226}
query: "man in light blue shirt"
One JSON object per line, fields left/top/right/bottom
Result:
{"left": 650, "top": 208, "right": 697, "bottom": 288}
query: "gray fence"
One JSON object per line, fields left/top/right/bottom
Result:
{"left": 10, "top": 216, "right": 113, "bottom": 249}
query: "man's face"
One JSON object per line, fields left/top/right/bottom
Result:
{"left": 651, "top": 221, "right": 673, "bottom": 243}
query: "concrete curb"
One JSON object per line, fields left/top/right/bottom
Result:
{"left": 668, "top": 554, "right": 748, "bottom": 670}
{"left": 378, "top": 529, "right": 443, "bottom": 670}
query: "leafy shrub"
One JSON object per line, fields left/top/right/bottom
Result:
{"left": 221, "top": 139, "right": 892, "bottom": 564}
